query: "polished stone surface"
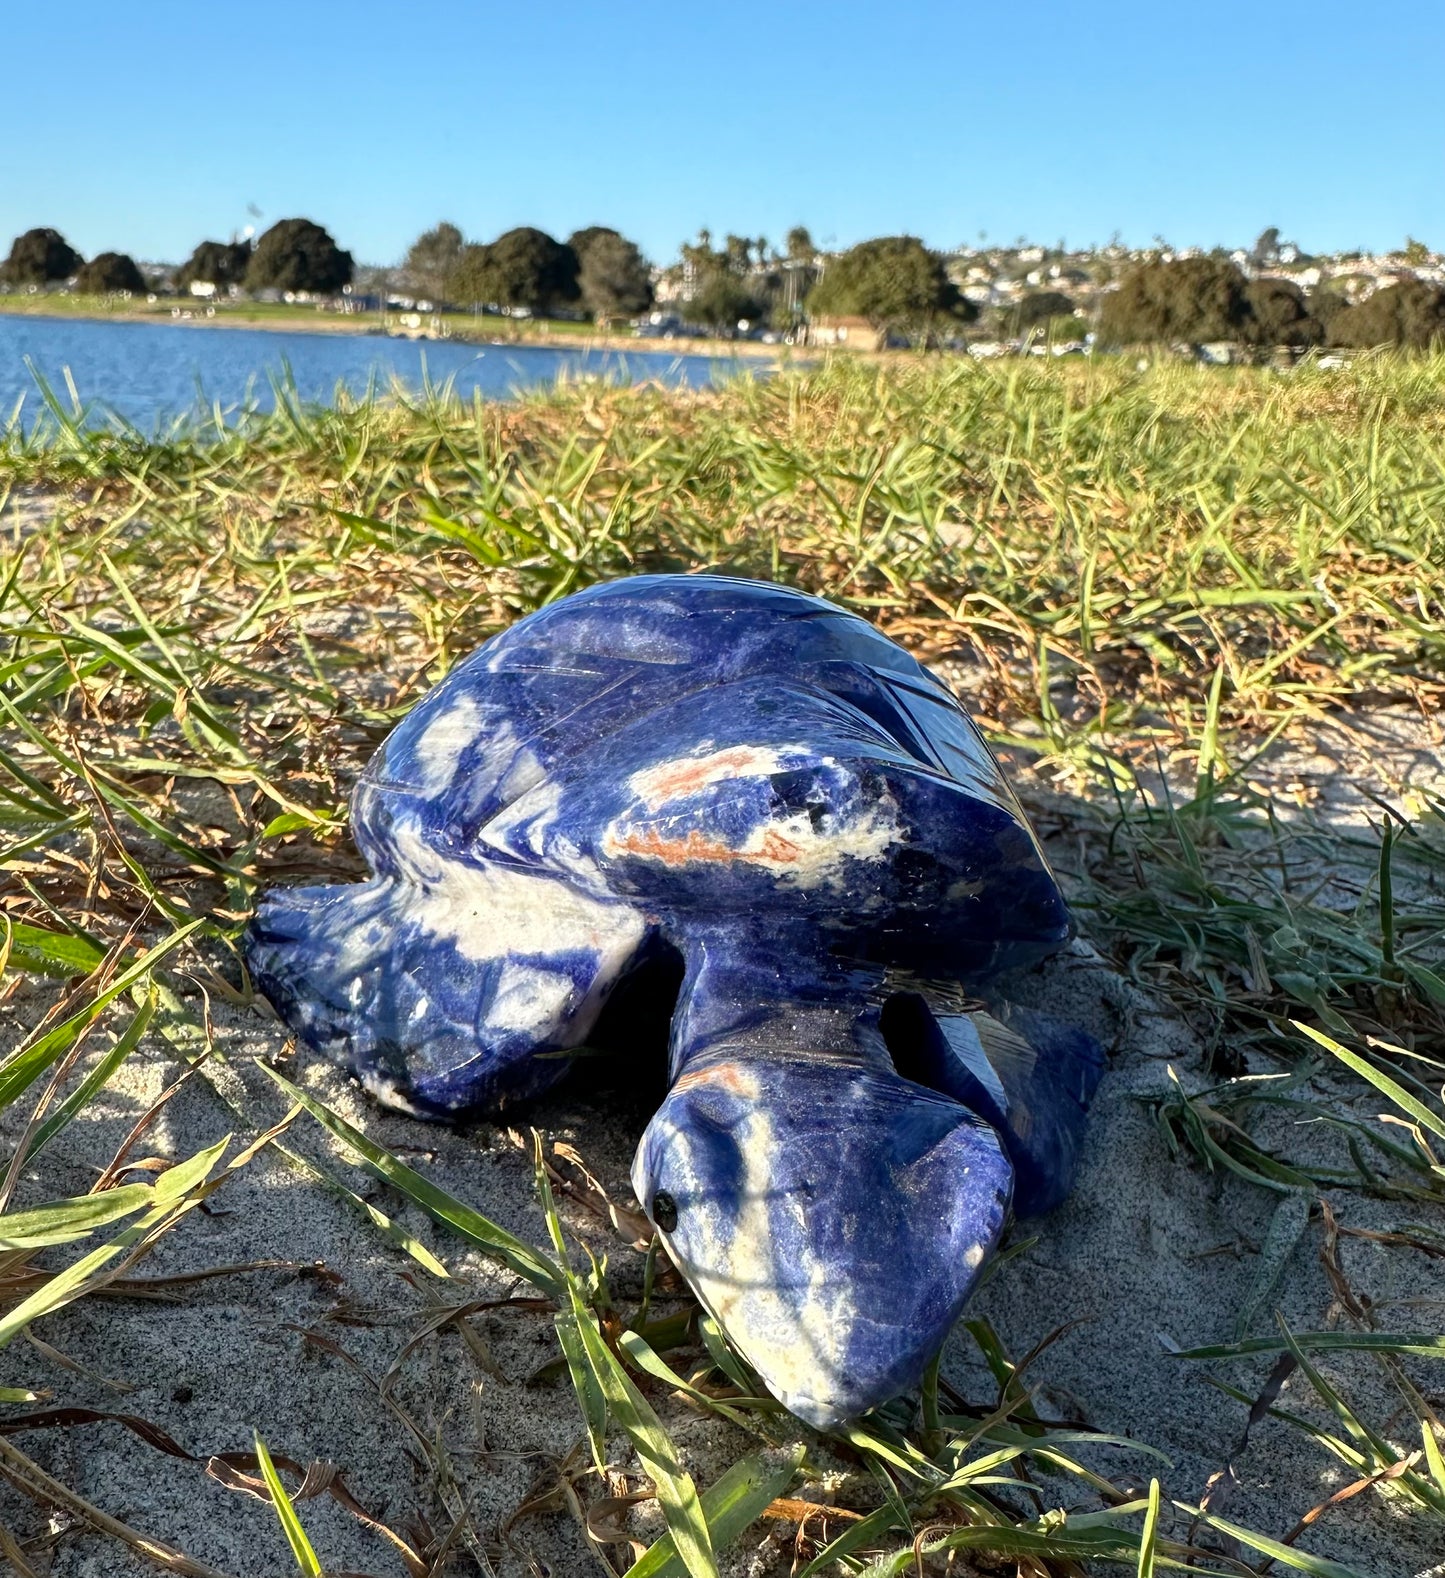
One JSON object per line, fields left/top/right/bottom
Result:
{"left": 247, "top": 574, "right": 1102, "bottom": 1426}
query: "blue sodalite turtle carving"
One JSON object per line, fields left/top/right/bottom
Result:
{"left": 247, "top": 574, "right": 1102, "bottom": 1428}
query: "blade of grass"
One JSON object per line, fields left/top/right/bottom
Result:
{"left": 533, "top": 1136, "right": 717, "bottom": 1578}
{"left": 1295, "top": 1021, "right": 1445, "bottom": 1144}
{"left": 253, "top": 1432, "right": 323, "bottom": 1578}
{"left": 0, "top": 1137, "right": 229, "bottom": 1348}
{"left": 1137, "top": 1477, "right": 1161, "bottom": 1578}
{"left": 625, "top": 1446, "right": 804, "bottom": 1578}
{"left": 260, "top": 1064, "right": 564, "bottom": 1295}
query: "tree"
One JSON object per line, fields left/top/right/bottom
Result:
{"left": 2, "top": 228, "right": 81, "bottom": 286}
{"left": 75, "top": 252, "right": 145, "bottom": 294}
{"left": 447, "top": 243, "right": 495, "bottom": 308}
{"left": 245, "top": 218, "right": 353, "bottom": 294}
{"left": 1004, "top": 290, "right": 1076, "bottom": 334}
{"left": 404, "top": 222, "right": 464, "bottom": 303}
{"left": 1403, "top": 236, "right": 1431, "bottom": 267}
{"left": 691, "top": 270, "right": 762, "bottom": 334}
{"left": 807, "top": 235, "right": 971, "bottom": 341}
{"left": 672, "top": 230, "right": 763, "bottom": 332}
{"left": 1242, "top": 277, "right": 1320, "bottom": 347}
{"left": 567, "top": 226, "right": 616, "bottom": 265}
{"left": 1308, "top": 286, "right": 1351, "bottom": 336}
{"left": 1098, "top": 256, "right": 1250, "bottom": 345}
{"left": 724, "top": 233, "right": 756, "bottom": 274}
{"left": 1250, "top": 227, "right": 1281, "bottom": 268}
{"left": 775, "top": 228, "right": 822, "bottom": 328}
{"left": 176, "top": 239, "right": 251, "bottom": 291}
{"left": 1328, "top": 279, "right": 1445, "bottom": 349}
{"left": 570, "top": 228, "right": 653, "bottom": 324}
{"left": 785, "top": 226, "right": 816, "bottom": 263}
{"left": 478, "top": 227, "right": 579, "bottom": 313}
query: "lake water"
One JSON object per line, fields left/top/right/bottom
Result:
{"left": 0, "top": 314, "right": 744, "bottom": 432}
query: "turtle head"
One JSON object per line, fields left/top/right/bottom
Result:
{"left": 631, "top": 1058, "right": 1011, "bottom": 1429}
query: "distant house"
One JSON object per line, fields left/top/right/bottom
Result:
{"left": 807, "top": 314, "right": 885, "bottom": 351}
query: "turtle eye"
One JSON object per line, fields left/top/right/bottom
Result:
{"left": 652, "top": 1191, "right": 679, "bottom": 1233}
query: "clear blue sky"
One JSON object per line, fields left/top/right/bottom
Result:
{"left": 4, "top": 0, "right": 1440, "bottom": 267}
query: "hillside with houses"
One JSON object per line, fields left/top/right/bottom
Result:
{"left": 4, "top": 215, "right": 1444, "bottom": 358}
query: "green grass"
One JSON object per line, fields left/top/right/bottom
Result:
{"left": 0, "top": 352, "right": 1443, "bottom": 1573}
{"left": 0, "top": 290, "right": 770, "bottom": 352}
{"left": 0, "top": 290, "right": 372, "bottom": 326}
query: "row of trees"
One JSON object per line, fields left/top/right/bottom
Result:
{"left": 405, "top": 222, "right": 970, "bottom": 340}
{"left": 404, "top": 223, "right": 652, "bottom": 324}
{"left": 9, "top": 214, "right": 1444, "bottom": 350}
{"left": 1100, "top": 256, "right": 1445, "bottom": 350}
{"left": 2, "top": 225, "right": 125, "bottom": 289}
{"left": 1, "top": 220, "right": 354, "bottom": 297}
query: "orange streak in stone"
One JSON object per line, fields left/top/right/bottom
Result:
{"left": 607, "top": 826, "right": 803, "bottom": 867}
{"left": 755, "top": 829, "right": 804, "bottom": 863}
{"left": 673, "top": 1060, "right": 752, "bottom": 1094}
{"left": 636, "top": 746, "right": 778, "bottom": 804}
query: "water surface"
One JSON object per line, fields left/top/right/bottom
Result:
{"left": 0, "top": 313, "right": 741, "bottom": 432}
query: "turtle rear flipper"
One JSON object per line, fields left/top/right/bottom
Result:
{"left": 881, "top": 993, "right": 1103, "bottom": 1216}
{"left": 246, "top": 862, "right": 650, "bottom": 1115}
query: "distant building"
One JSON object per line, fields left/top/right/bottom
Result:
{"left": 807, "top": 314, "right": 885, "bottom": 351}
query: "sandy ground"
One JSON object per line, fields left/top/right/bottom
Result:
{"left": 0, "top": 663, "right": 1443, "bottom": 1575}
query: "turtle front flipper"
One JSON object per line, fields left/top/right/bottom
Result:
{"left": 246, "top": 856, "right": 650, "bottom": 1116}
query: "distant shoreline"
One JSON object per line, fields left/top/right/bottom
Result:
{"left": 0, "top": 298, "right": 784, "bottom": 360}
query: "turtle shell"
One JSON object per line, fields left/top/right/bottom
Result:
{"left": 248, "top": 574, "right": 1072, "bottom": 1113}
{"left": 351, "top": 574, "right": 1069, "bottom": 971}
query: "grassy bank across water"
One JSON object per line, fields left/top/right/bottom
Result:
{"left": 0, "top": 290, "right": 781, "bottom": 357}
{"left": 0, "top": 355, "right": 1443, "bottom": 1576}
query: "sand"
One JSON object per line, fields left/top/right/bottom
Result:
{"left": 0, "top": 691, "right": 1442, "bottom": 1576}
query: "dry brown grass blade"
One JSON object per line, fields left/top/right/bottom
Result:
{"left": 0, "top": 1263, "right": 313, "bottom": 1309}
{"left": 205, "top": 1452, "right": 427, "bottom": 1578}
{"left": 92, "top": 1057, "right": 210, "bottom": 1193}
{"left": 382, "top": 1287, "right": 554, "bottom": 1389}
{"left": 0, "top": 1401, "right": 427, "bottom": 1577}
{"left": 762, "top": 1497, "right": 863, "bottom": 1525}
{"left": 0, "top": 1434, "right": 236, "bottom": 1578}
{"left": 583, "top": 1489, "right": 654, "bottom": 1544}
{"left": 115, "top": 1257, "right": 341, "bottom": 1290}
{"left": 0, "top": 1406, "right": 198, "bottom": 1456}
{"left": 1336, "top": 1224, "right": 1445, "bottom": 1259}
{"left": 1268, "top": 1453, "right": 1420, "bottom": 1563}
{"left": 284, "top": 1323, "right": 490, "bottom": 1573}
{"left": 503, "top": 1445, "right": 624, "bottom": 1578}
{"left": 23, "top": 1330, "right": 128, "bottom": 1391}
{"left": 0, "top": 1517, "right": 40, "bottom": 1578}
{"left": 548, "top": 1141, "right": 653, "bottom": 1247}
{"left": 1318, "top": 1200, "right": 1371, "bottom": 1327}
{"left": 1195, "top": 1350, "right": 1299, "bottom": 1539}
